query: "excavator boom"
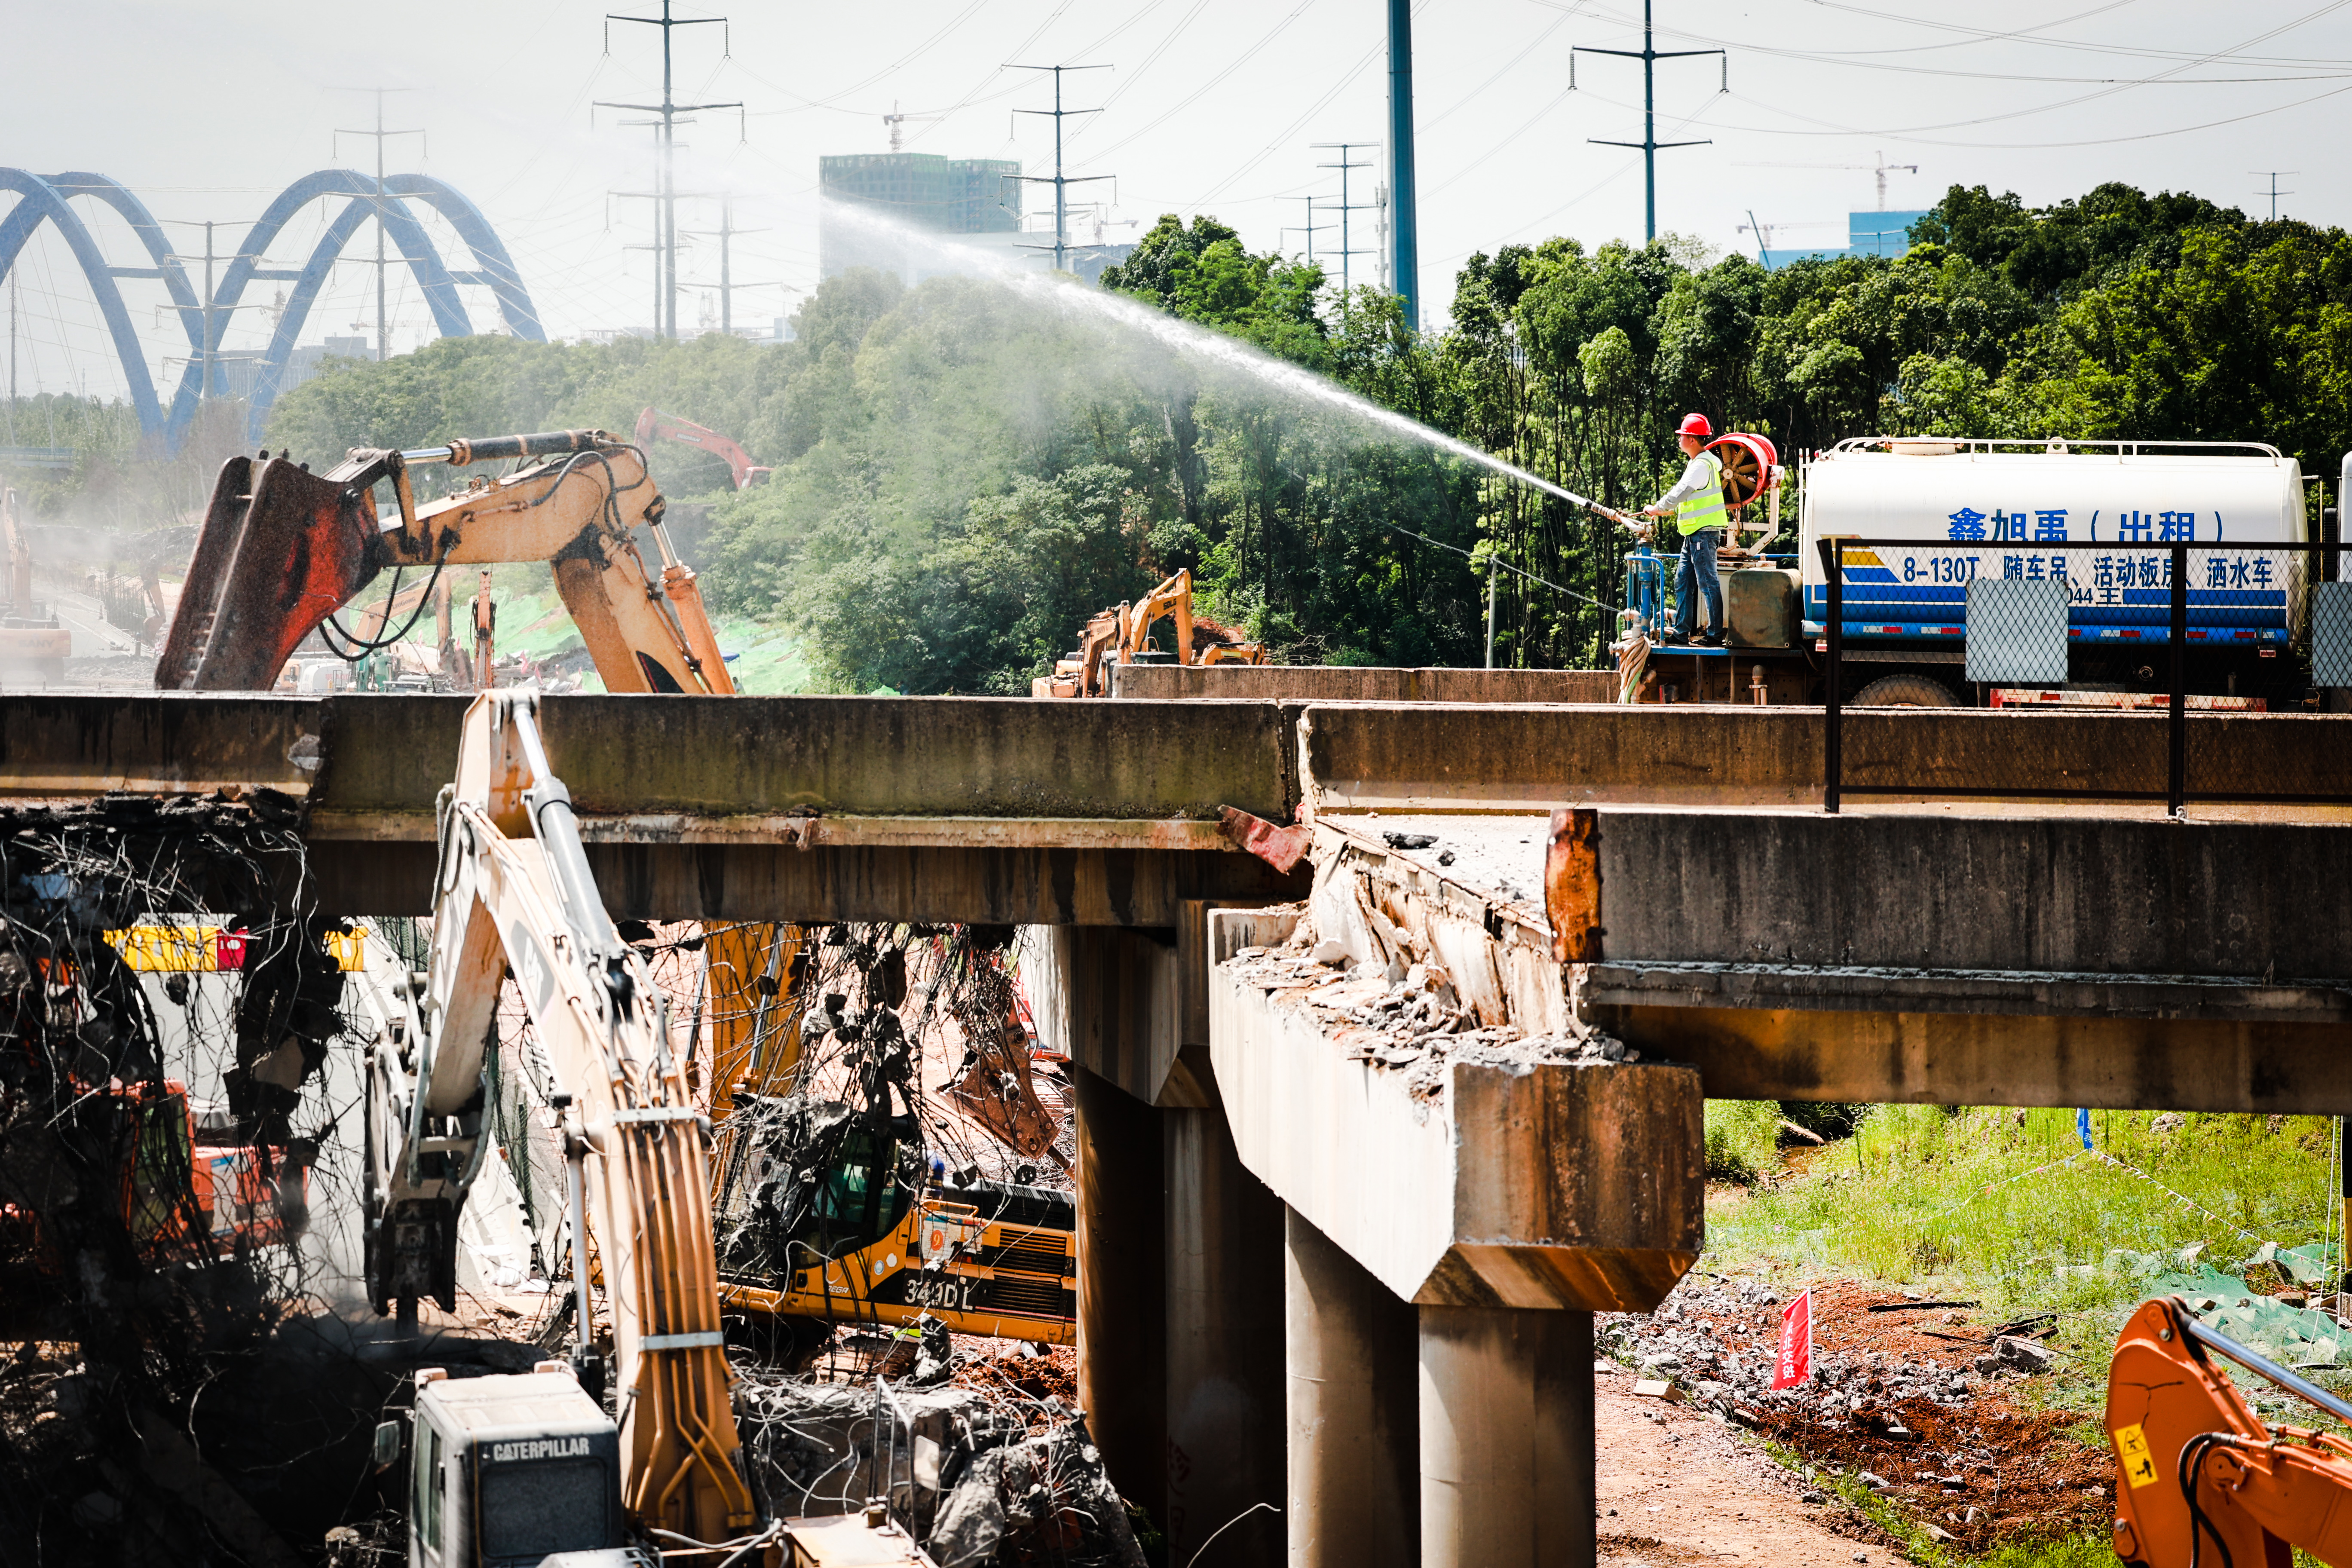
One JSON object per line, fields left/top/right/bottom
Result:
{"left": 2108, "top": 1295, "right": 2352, "bottom": 1566}
{"left": 158, "top": 430, "right": 734, "bottom": 695}
{"left": 374, "top": 691, "right": 754, "bottom": 1545}
{"left": 634, "top": 407, "right": 772, "bottom": 491}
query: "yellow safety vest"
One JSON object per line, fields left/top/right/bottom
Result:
{"left": 1675, "top": 452, "right": 1728, "bottom": 535}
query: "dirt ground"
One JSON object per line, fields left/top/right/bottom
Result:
{"left": 1596, "top": 1366, "right": 1899, "bottom": 1565}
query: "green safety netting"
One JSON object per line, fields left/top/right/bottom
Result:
{"left": 2116, "top": 1246, "right": 2346, "bottom": 1369}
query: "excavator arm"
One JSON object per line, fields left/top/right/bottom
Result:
{"left": 2108, "top": 1295, "right": 2352, "bottom": 1566}
{"left": 635, "top": 407, "right": 772, "bottom": 491}
{"left": 369, "top": 690, "right": 754, "bottom": 1543}
{"left": 158, "top": 430, "right": 734, "bottom": 695}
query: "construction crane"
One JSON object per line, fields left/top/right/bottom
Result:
{"left": 1736, "top": 151, "right": 1919, "bottom": 213}
{"left": 634, "top": 407, "right": 773, "bottom": 492}
{"left": 2107, "top": 1294, "right": 2352, "bottom": 1564}
{"left": 379, "top": 690, "right": 925, "bottom": 1565}
{"left": 1047, "top": 567, "right": 1268, "bottom": 698}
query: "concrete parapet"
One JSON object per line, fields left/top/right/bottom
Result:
{"left": 1111, "top": 663, "right": 1618, "bottom": 703}
{"left": 1206, "top": 907, "right": 1703, "bottom": 1313}
{"left": 1592, "top": 809, "right": 2352, "bottom": 978}
{"left": 1298, "top": 702, "right": 2352, "bottom": 813}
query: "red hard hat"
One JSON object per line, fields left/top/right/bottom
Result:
{"left": 1677, "top": 412, "right": 1713, "bottom": 438}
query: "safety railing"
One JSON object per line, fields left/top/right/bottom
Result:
{"left": 1817, "top": 536, "right": 2352, "bottom": 813}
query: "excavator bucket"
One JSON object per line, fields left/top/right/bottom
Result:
{"left": 158, "top": 455, "right": 383, "bottom": 690}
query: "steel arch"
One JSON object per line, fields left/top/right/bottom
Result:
{"left": 0, "top": 170, "right": 171, "bottom": 439}
{"left": 0, "top": 167, "right": 545, "bottom": 450}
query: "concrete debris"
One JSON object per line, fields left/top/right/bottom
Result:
{"left": 736, "top": 1358, "right": 1145, "bottom": 1568}
{"left": 1632, "top": 1378, "right": 1675, "bottom": 1399}
{"left": 1991, "top": 1335, "right": 2056, "bottom": 1374}
{"left": 1859, "top": 1471, "right": 1890, "bottom": 1490}
{"left": 1228, "top": 920, "right": 1638, "bottom": 1112}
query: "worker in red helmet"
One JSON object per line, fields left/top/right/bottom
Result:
{"left": 1643, "top": 412, "right": 1728, "bottom": 645}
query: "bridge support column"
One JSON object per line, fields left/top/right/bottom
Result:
{"left": 1164, "top": 1086, "right": 1286, "bottom": 1568}
{"left": 1073, "top": 1063, "right": 1166, "bottom": 1526}
{"left": 1285, "top": 1205, "right": 1418, "bottom": 1568}
{"left": 1418, "top": 1306, "right": 1595, "bottom": 1568}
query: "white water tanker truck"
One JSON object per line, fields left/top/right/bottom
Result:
{"left": 1792, "top": 437, "right": 2321, "bottom": 707}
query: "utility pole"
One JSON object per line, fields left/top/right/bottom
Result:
{"left": 1009, "top": 63, "right": 1113, "bottom": 274}
{"left": 1387, "top": 0, "right": 1419, "bottom": 327}
{"left": 161, "top": 220, "right": 266, "bottom": 401}
{"left": 1310, "top": 141, "right": 1378, "bottom": 295}
{"left": 2253, "top": 171, "right": 2297, "bottom": 221}
{"left": 681, "top": 197, "right": 769, "bottom": 332}
{"left": 334, "top": 89, "right": 424, "bottom": 362}
{"left": 1283, "top": 195, "right": 1336, "bottom": 263}
{"left": 600, "top": 2, "right": 740, "bottom": 339}
{"left": 6, "top": 269, "right": 15, "bottom": 444}
{"left": 1576, "top": 0, "right": 1727, "bottom": 242}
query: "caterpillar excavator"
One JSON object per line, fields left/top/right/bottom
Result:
{"left": 380, "top": 691, "right": 928, "bottom": 1565}
{"left": 2106, "top": 1294, "right": 2352, "bottom": 1565}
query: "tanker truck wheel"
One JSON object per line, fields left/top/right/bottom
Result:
{"left": 1851, "top": 674, "right": 1957, "bottom": 707}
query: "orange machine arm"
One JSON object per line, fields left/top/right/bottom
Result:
{"left": 376, "top": 691, "right": 756, "bottom": 1542}
{"left": 634, "top": 407, "right": 772, "bottom": 491}
{"left": 159, "top": 431, "right": 734, "bottom": 695}
{"left": 2108, "top": 1296, "right": 2352, "bottom": 1566}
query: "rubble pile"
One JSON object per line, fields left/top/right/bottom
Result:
{"left": 0, "top": 792, "right": 374, "bottom": 1566}
{"left": 735, "top": 1343, "right": 1145, "bottom": 1568}
{"left": 1225, "top": 931, "right": 1636, "bottom": 1109}
{"left": 1602, "top": 1275, "right": 2111, "bottom": 1550}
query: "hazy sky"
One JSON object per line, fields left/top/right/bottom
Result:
{"left": 4, "top": 0, "right": 2349, "bottom": 404}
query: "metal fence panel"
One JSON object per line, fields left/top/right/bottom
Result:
{"left": 2315, "top": 582, "right": 2352, "bottom": 688}
{"left": 1964, "top": 578, "right": 2069, "bottom": 684}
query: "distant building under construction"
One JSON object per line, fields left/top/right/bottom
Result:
{"left": 818, "top": 153, "right": 1023, "bottom": 280}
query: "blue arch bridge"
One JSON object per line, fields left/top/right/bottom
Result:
{"left": 0, "top": 168, "right": 546, "bottom": 452}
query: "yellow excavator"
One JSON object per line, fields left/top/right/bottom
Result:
{"left": 158, "top": 428, "right": 1075, "bottom": 1351}
{"left": 159, "top": 430, "right": 732, "bottom": 695}
{"left": 382, "top": 691, "right": 927, "bottom": 1564}
{"left": 1046, "top": 566, "right": 1267, "bottom": 697}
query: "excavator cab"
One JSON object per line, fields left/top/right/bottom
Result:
{"left": 404, "top": 1366, "right": 628, "bottom": 1568}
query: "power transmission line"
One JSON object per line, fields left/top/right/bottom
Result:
{"left": 598, "top": 1, "right": 741, "bottom": 339}
{"left": 1574, "top": 0, "right": 1727, "bottom": 241}
{"left": 1009, "top": 63, "right": 1115, "bottom": 275}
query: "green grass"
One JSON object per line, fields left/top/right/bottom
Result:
{"left": 1705, "top": 1105, "right": 2344, "bottom": 1415}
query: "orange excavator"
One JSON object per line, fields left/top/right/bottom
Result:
{"left": 2107, "top": 1295, "right": 2352, "bottom": 1565}
{"left": 1047, "top": 567, "right": 1267, "bottom": 698}
{"left": 634, "top": 407, "right": 772, "bottom": 491}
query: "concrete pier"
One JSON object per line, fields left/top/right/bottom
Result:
{"left": 1164, "top": 1096, "right": 1286, "bottom": 1568}
{"left": 1418, "top": 1307, "right": 1595, "bottom": 1568}
{"left": 1073, "top": 1065, "right": 1167, "bottom": 1523}
{"left": 1285, "top": 1207, "right": 1418, "bottom": 1568}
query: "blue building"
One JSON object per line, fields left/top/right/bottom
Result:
{"left": 1757, "top": 209, "right": 1932, "bottom": 270}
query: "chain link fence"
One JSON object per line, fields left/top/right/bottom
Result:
{"left": 1818, "top": 538, "right": 2351, "bottom": 811}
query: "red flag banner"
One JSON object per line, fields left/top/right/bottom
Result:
{"left": 1771, "top": 1289, "right": 1813, "bottom": 1390}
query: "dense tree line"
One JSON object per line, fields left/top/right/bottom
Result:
{"left": 225, "top": 180, "right": 2352, "bottom": 692}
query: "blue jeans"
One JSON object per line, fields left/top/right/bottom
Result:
{"left": 1675, "top": 527, "right": 1723, "bottom": 638}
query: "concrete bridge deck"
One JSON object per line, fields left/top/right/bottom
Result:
{"left": 5, "top": 688, "right": 2350, "bottom": 1567}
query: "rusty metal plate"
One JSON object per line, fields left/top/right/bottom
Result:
{"left": 1544, "top": 806, "right": 1601, "bottom": 963}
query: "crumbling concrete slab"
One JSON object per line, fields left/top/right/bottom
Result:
{"left": 1206, "top": 905, "right": 1701, "bottom": 1313}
